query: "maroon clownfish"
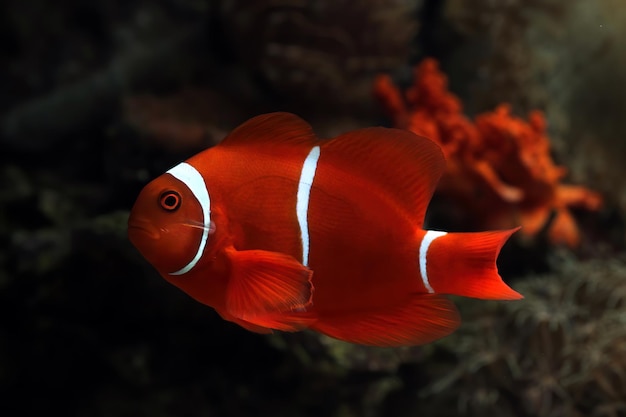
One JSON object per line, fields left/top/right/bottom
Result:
{"left": 128, "top": 112, "right": 522, "bottom": 347}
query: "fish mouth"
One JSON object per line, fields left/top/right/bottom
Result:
{"left": 128, "top": 218, "right": 160, "bottom": 240}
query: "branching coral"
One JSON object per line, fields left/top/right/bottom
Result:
{"left": 374, "top": 58, "right": 602, "bottom": 247}
{"left": 420, "top": 252, "right": 626, "bottom": 417}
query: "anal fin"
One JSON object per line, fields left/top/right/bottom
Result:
{"left": 217, "top": 311, "right": 274, "bottom": 334}
{"left": 311, "top": 295, "right": 460, "bottom": 347}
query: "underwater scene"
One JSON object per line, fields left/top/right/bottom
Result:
{"left": 2, "top": 1, "right": 625, "bottom": 416}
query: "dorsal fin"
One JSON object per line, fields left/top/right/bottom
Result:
{"left": 321, "top": 127, "right": 446, "bottom": 227}
{"left": 219, "top": 112, "right": 318, "bottom": 149}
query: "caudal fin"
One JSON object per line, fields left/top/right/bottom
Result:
{"left": 421, "top": 227, "right": 522, "bottom": 300}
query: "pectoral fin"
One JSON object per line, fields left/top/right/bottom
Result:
{"left": 224, "top": 248, "right": 314, "bottom": 322}
{"left": 220, "top": 309, "right": 316, "bottom": 333}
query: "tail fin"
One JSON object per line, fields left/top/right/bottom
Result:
{"left": 422, "top": 227, "right": 522, "bottom": 300}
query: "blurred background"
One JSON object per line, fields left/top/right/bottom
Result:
{"left": 1, "top": 1, "right": 625, "bottom": 416}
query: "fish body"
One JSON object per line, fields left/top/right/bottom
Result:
{"left": 128, "top": 112, "right": 521, "bottom": 347}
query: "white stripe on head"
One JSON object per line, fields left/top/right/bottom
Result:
{"left": 296, "top": 146, "right": 321, "bottom": 267}
{"left": 419, "top": 230, "right": 448, "bottom": 293}
{"left": 166, "top": 162, "right": 211, "bottom": 276}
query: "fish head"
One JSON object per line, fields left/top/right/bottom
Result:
{"left": 128, "top": 166, "right": 215, "bottom": 276}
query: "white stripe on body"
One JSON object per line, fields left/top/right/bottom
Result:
{"left": 418, "top": 230, "right": 448, "bottom": 293}
{"left": 296, "top": 146, "right": 321, "bottom": 267}
{"left": 166, "top": 162, "right": 211, "bottom": 276}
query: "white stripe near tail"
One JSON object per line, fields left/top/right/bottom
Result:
{"left": 419, "top": 230, "right": 448, "bottom": 293}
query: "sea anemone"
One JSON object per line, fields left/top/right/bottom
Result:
{"left": 421, "top": 251, "right": 626, "bottom": 417}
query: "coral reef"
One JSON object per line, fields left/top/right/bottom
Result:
{"left": 418, "top": 252, "right": 626, "bottom": 417}
{"left": 120, "top": 0, "right": 424, "bottom": 152}
{"left": 441, "top": 0, "right": 567, "bottom": 115}
{"left": 219, "top": 0, "right": 420, "bottom": 114}
{"left": 123, "top": 88, "right": 249, "bottom": 152}
{"left": 374, "top": 58, "right": 602, "bottom": 247}
{"left": 545, "top": 0, "right": 626, "bottom": 222}
{"left": 441, "top": 0, "right": 626, "bottom": 241}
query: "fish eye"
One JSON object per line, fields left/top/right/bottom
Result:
{"left": 159, "top": 190, "right": 182, "bottom": 212}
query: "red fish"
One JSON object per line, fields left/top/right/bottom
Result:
{"left": 128, "top": 112, "right": 522, "bottom": 347}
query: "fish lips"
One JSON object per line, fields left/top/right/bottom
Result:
{"left": 128, "top": 218, "right": 161, "bottom": 241}
{"left": 127, "top": 217, "right": 164, "bottom": 266}
{"left": 127, "top": 217, "right": 200, "bottom": 275}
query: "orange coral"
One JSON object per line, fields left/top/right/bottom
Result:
{"left": 374, "top": 58, "right": 602, "bottom": 247}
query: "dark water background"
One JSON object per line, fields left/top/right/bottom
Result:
{"left": 2, "top": 1, "right": 625, "bottom": 416}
